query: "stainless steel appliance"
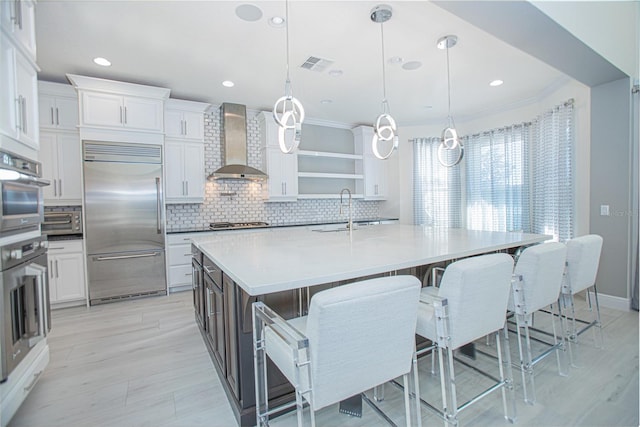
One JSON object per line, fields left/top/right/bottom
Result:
{"left": 83, "top": 141, "right": 166, "bottom": 305}
{"left": 42, "top": 207, "right": 83, "bottom": 237}
{"left": 0, "top": 149, "right": 49, "bottom": 236}
{"left": 0, "top": 235, "right": 49, "bottom": 382}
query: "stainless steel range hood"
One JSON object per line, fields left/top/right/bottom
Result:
{"left": 209, "top": 103, "right": 267, "bottom": 180}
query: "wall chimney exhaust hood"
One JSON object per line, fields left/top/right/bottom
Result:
{"left": 209, "top": 103, "right": 268, "bottom": 180}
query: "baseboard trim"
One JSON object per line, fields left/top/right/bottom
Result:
{"left": 589, "top": 291, "right": 631, "bottom": 312}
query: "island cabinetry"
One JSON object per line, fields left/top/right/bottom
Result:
{"left": 203, "top": 258, "right": 225, "bottom": 371}
{"left": 352, "top": 125, "right": 389, "bottom": 200}
{"left": 258, "top": 111, "right": 298, "bottom": 202}
{"left": 48, "top": 240, "right": 86, "bottom": 307}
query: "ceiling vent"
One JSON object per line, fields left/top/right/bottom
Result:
{"left": 300, "top": 56, "right": 334, "bottom": 72}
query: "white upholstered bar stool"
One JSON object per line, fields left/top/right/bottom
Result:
{"left": 416, "top": 253, "right": 516, "bottom": 426}
{"left": 509, "top": 242, "right": 568, "bottom": 405}
{"left": 559, "top": 234, "right": 604, "bottom": 364}
{"left": 252, "top": 275, "right": 422, "bottom": 427}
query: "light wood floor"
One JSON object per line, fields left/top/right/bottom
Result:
{"left": 9, "top": 291, "right": 639, "bottom": 427}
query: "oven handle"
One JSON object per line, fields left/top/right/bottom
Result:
{"left": 0, "top": 173, "right": 50, "bottom": 187}
{"left": 26, "top": 263, "right": 49, "bottom": 339}
{"left": 42, "top": 219, "right": 72, "bottom": 225}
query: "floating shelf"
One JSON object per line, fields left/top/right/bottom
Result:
{"left": 297, "top": 150, "right": 363, "bottom": 160}
{"left": 298, "top": 172, "right": 364, "bottom": 180}
{"left": 297, "top": 193, "right": 364, "bottom": 200}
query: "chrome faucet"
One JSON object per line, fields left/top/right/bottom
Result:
{"left": 339, "top": 188, "right": 352, "bottom": 233}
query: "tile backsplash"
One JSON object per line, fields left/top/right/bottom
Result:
{"left": 165, "top": 107, "right": 381, "bottom": 230}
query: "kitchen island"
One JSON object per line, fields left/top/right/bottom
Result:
{"left": 190, "top": 224, "right": 549, "bottom": 426}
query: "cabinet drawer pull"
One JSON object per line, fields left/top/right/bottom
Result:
{"left": 50, "top": 107, "right": 55, "bottom": 126}
{"left": 23, "top": 370, "right": 43, "bottom": 393}
{"left": 203, "top": 266, "right": 217, "bottom": 275}
{"left": 56, "top": 108, "right": 60, "bottom": 125}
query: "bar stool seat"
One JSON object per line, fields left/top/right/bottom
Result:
{"left": 253, "top": 275, "right": 423, "bottom": 427}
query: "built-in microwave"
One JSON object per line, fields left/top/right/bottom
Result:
{"left": 0, "top": 150, "right": 49, "bottom": 236}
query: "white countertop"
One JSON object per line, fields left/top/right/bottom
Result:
{"left": 192, "top": 225, "right": 549, "bottom": 296}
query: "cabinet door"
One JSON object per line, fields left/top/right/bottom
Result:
{"left": 1, "top": 0, "right": 36, "bottom": 59}
{"left": 123, "top": 96, "right": 163, "bottom": 131}
{"left": 54, "top": 97, "right": 79, "bottom": 130}
{"left": 0, "top": 38, "right": 18, "bottom": 140}
{"left": 363, "top": 154, "right": 388, "bottom": 200}
{"left": 52, "top": 252, "right": 86, "bottom": 302}
{"left": 183, "top": 143, "right": 204, "bottom": 200}
{"left": 164, "top": 109, "right": 183, "bottom": 138}
{"left": 38, "top": 94, "right": 57, "bottom": 129}
{"left": 281, "top": 150, "right": 298, "bottom": 197}
{"left": 39, "top": 132, "right": 58, "bottom": 202}
{"left": 164, "top": 141, "right": 185, "bottom": 200}
{"left": 82, "top": 92, "right": 123, "bottom": 127}
{"left": 14, "top": 50, "right": 38, "bottom": 148}
{"left": 57, "top": 133, "right": 82, "bottom": 202}
{"left": 265, "top": 147, "right": 297, "bottom": 201}
{"left": 183, "top": 111, "right": 204, "bottom": 141}
{"left": 223, "top": 274, "right": 240, "bottom": 399}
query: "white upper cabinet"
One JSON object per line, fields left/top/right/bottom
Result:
{"left": 164, "top": 140, "right": 205, "bottom": 203}
{"left": 352, "top": 125, "right": 388, "bottom": 201}
{"left": 38, "top": 81, "right": 78, "bottom": 131}
{"left": 1, "top": 0, "right": 37, "bottom": 59}
{"left": 258, "top": 111, "right": 298, "bottom": 202}
{"left": 0, "top": 36, "right": 39, "bottom": 151}
{"left": 67, "top": 74, "right": 170, "bottom": 134}
{"left": 40, "top": 131, "right": 82, "bottom": 205}
{"left": 165, "top": 99, "right": 209, "bottom": 141}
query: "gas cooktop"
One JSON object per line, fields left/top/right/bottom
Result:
{"left": 209, "top": 222, "right": 269, "bottom": 230}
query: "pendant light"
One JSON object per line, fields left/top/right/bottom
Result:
{"left": 273, "top": 0, "right": 305, "bottom": 154}
{"left": 370, "top": 4, "right": 398, "bottom": 160}
{"left": 437, "top": 35, "right": 464, "bottom": 167}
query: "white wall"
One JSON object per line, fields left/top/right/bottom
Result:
{"left": 532, "top": 1, "right": 639, "bottom": 80}
{"left": 389, "top": 78, "right": 591, "bottom": 235}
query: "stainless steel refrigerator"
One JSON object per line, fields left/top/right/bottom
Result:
{"left": 83, "top": 141, "right": 166, "bottom": 305}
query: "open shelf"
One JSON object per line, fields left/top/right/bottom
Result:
{"left": 297, "top": 150, "right": 362, "bottom": 160}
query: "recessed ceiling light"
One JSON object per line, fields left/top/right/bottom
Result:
{"left": 320, "top": 99, "right": 333, "bottom": 104}
{"left": 222, "top": 80, "right": 235, "bottom": 88}
{"left": 489, "top": 79, "right": 504, "bottom": 87}
{"left": 328, "top": 69, "right": 343, "bottom": 77}
{"left": 269, "top": 16, "right": 285, "bottom": 28}
{"left": 389, "top": 56, "right": 403, "bottom": 64}
{"left": 93, "top": 57, "right": 111, "bottom": 67}
{"left": 402, "top": 61, "right": 422, "bottom": 70}
{"left": 235, "top": 4, "right": 263, "bottom": 22}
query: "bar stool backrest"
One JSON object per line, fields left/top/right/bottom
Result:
{"left": 305, "top": 275, "right": 421, "bottom": 410}
{"left": 513, "top": 242, "right": 567, "bottom": 313}
{"left": 438, "top": 253, "right": 514, "bottom": 350}
{"left": 563, "top": 235, "right": 603, "bottom": 295}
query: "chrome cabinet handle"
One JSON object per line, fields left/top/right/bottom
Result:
{"left": 120, "top": 106, "right": 123, "bottom": 124}
{"left": 95, "top": 252, "right": 159, "bottom": 261}
{"left": 58, "top": 179, "right": 62, "bottom": 197}
{"left": 155, "top": 177, "right": 162, "bottom": 234}
{"left": 56, "top": 108, "right": 60, "bottom": 125}
{"left": 53, "top": 178, "right": 57, "bottom": 197}
{"left": 124, "top": 106, "right": 127, "bottom": 124}
{"left": 185, "top": 181, "right": 188, "bottom": 195}
{"left": 203, "top": 266, "right": 217, "bottom": 275}
{"left": 207, "top": 288, "right": 213, "bottom": 317}
{"left": 21, "top": 97, "right": 27, "bottom": 134}
{"left": 55, "top": 260, "right": 59, "bottom": 278}
{"left": 23, "top": 371, "right": 43, "bottom": 393}
{"left": 50, "top": 261, "right": 54, "bottom": 279}
{"left": 15, "top": 97, "right": 22, "bottom": 131}
{"left": 50, "top": 107, "right": 54, "bottom": 126}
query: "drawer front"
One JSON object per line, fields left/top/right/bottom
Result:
{"left": 169, "top": 264, "right": 192, "bottom": 286}
{"left": 168, "top": 244, "right": 192, "bottom": 266}
{"left": 48, "top": 240, "right": 83, "bottom": 253}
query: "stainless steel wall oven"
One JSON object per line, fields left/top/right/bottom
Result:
{"left": 0, "top": 235, "right": 49, "bottom": 382}
{"left": 0, "top": 150, "right": 49, "bottom": 236}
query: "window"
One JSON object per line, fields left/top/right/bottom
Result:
{"left": 413, "top": 101, "right": 574, "bottom": 241}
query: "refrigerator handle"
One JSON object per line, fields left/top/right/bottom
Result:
{"left": 155, "top": 177, "right": 163, "bottom": 234}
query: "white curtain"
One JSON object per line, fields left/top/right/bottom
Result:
{"left": 462, "top": 125, "right": 530, "bottom": 232}
{"left": 530, "top": 101, "right": 575, "bottom": 242}
{"left": 413, "top": 137, "right": 462, "bottom": 227}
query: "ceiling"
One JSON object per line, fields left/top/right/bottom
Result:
{"left": 35, "top": 1, "right": 571, "bottom": 126}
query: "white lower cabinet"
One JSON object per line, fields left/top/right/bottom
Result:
{"left": 48, "top": 240, "right": 86, "bottom": 306}
{"left": 167, "top": 233, "right": 200, "bottom": 292}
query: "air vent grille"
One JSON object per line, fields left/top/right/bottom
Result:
{"left": 83, "top": 141, "right": 162, "bottom": 164}
{"left": 300, "top": 56, "right": 334, "bottom": 72}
